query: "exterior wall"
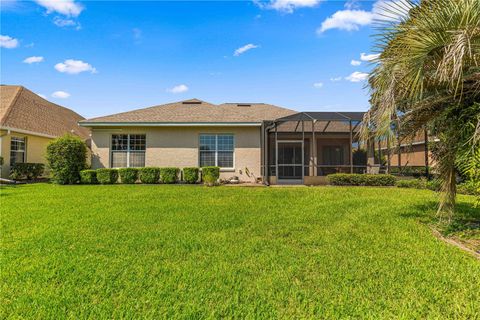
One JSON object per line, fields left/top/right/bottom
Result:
{"left": 0, "top": 130, "right": 53, "bottom": 178}
{"left": 90, "top": 126, "right": 262, "bottom": 182}
{"left": 389, "top": 144, "right": 431, "bottom": 167}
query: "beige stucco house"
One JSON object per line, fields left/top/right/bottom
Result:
{"left": 80, "top": 98, "right": 431, "bottom": 185}
{"left": 79, "top": 99, "right": 295, "bottom": 183}
{"left": 0, "top": 85, "right": 90, "bottom": 178}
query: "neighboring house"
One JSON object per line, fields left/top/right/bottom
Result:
{"left": 80, "top": 98, "right": 431, "bottom": 185}
{"left": 0, "top": 85, "right": 90, "bottom": 178}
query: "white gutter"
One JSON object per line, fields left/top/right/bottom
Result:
{"left": 79, "top": 122, "right": 262, "bottom": 127}
{"left": 0, "top": 126, "right": 57, "bottom": 139}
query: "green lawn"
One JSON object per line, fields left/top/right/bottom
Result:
{"left": 1, "top": 184, "right": 479, "bottom": 319}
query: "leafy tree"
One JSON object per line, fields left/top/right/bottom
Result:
{"left": 362, "top": 0, "right": 480, "bottom": 220}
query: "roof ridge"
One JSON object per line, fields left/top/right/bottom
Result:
{"left": 83, "top": 99, "right": 217, "bottom": 122}
{"left": 1, "top": 86, "right": 23, "bottom": 125}
{"left": 23, "top": 87, "right": 86, "bottom": 120}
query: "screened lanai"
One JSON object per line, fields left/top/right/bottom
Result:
{"left": 261, "top": 111, "right": 376, "bottom": 185}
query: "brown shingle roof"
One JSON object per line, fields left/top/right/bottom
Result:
{"left": 80, "top": 99, "right": 296, "bottom": 125}
{"left": 0, "top": 85, "right": 90, "bottom": 139}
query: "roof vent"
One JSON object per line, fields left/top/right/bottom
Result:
{"left": 237, "top": 104, "right": 251, "bottom": 107}
{"left": 182, "top": 99, "right": 202, "bottom": 105}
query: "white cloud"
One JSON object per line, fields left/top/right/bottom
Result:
{"left": 0, "top": 35, "right": 19, "bottom": 48}
{"left": 317, "top": 10, "right": 374, "bottom": 33}
{"left": 54, "top": 59, "right": 97, "bottom": 74}
{"left": 34, "top": 0, "right": 83, "bottom": 17}
{"left": 360, "top": 52, "right": 380, "bottom": 61}
{"left": 234, "top": 44, "right": 259, "bottom": 56}
{"left": 344, "top": 0, "right": 360, "bottom": 10}
{"left": 317, "top": 0, "right": 411, "bottom": 33}
{"left": 53, "top": 17, "right": 81, "bottom": 29}
{"left": 330, "top": 76, "right": 342, "bottom": 82}
{"left": 313, "top": 82, "right": 323, "bottom": 88}
{"left": 345, "top": 71, "right": 369, "bottom": 82}
{"left": 167, "top": 84, "right": 189, "bottom": 94}
{"left": 23, "top": 56, "right": 44, "bottom": 64}
{"left": 257, "top": 0, "right": 322, "bottom": 13}
{"left": 350, "top": 59, "right": 361, "bottom": 66}
{"left": 37, "top": 93, "right": 47, "bottom": 99}
{"left": 51, "top": 91, "right": 70, "bottom": 98}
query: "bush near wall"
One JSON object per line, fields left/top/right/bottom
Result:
{"left": 458, "top": 180, "right": 480, "bottom": 196}
{"left": 328, "top": 173, "right": 396, "bottom": 186}
{"left": 10, "top": 163, "right": 45, "bottom": 180}
{"left": 183, "top": 167, "right": 199, "bottom": 184}
{"left": 80, "top": 170, "right": 97, "bottom": 184}
{"left": 96, "top": 169, "right": 118, "bottom": 184}
{"left": 390, "top": 166, "right": 427, "bottom": 177}
{"left": 139, "top": 167, "right": 160, "bottom": 184}
{"left": 201, "top": 166, "right": 220, "bottom": 186}
{"left": 159, "top": 167, "right": 179, "bottom": 184}
{"left": 46, "top": 134, "right": 87, "bottom": 185}
{"left": 119, "top": 168, "right": 139, "bottom": 184}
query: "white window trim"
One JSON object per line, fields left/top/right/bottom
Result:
{"left": 10, "top": 136, "right": 26, "bottom": 166}
{"left": 110, "top": 134, "right": 146, "bottom": 168}
{"left": 198, "top": 134, "right": 235, "bottom": 170}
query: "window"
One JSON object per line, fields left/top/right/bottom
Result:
{"left": 10, "top": 137, "right": 26, "bottom": 166}
{"left": 199, "top": 134, "right": 234, "bottom": 168}
{"left": 111, "top": 134, "right": 146, "bottom": 168}
{"left": 322, "top": 145, "right": 345, "bottom": 165}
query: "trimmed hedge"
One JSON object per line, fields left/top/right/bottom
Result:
{"left": 139, "top": 167, "right": 160, "bottom": 184}
{"left": 46, "top": 134, "right": 87, "bottom": 184}
{"left": 183, "top": 167, "right": 199, "bottom": 184}
{"left": 426, "top": 179, "right": 441, "bottom": 191}
{"left": 396, "top": 179, "right": 426, "bottom": 189}
{"left": 328, "top": 173, "right": 396, "bottom": 186}
{"left": 96, "top": 168, "right": 118, "bottom": 184}
{"left": 80, "top": 170, "right": 97, "bottom": 184}
{"left": 119, "top": 168, "right": 139, "bottom": 184}
{"left": 202, "top": 166, "right": 220, "bottom": 185}
{"left": 390, "top": 166, "right": 427, "bottom": 177}
{"left": 160, "top": 167, "right": 179, "bottom": 184}
{"left": 10, "top": 163, "right": 44, "bottom": 180}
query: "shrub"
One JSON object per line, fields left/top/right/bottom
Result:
{"left": 96, "top": 168, "right": 118, "bottom": 184}
{"left": 80, "top": 170, "right": 97, "bottom": 184}
{"left": 160, "top": 167, "right": 179, "bottom": 184}
{"left": 10, "top": 163, "right": 45, "bottom": 180}
{"left": 139, "top": 167, "right": 160, "bottom": 184}
{"left": 183, "top": 167, "right": 199, "bottom": 184}
{"left": 119, "top": 168, "right": 139, "bottom": 184}
{"left": 46, "top": 134, "right": 87, "bottom": 184}
{"left": 396, "top": 179, "right": 426, "bottom": 189}
{"left": 390, "top": 166, "right": 427, "bottom": 177}
{"left": 0, "top": 156, "right": 3, "bottom": 166}
{"left": 426, "top": 179, "right": 441, "bottom": 191}
{"left": 328, "top": 173, "right": 396, "bottom": 186}
{"left": 457, "top": 180, "right": 480, "bottom": 196}
{"left": 201, "top": 166, "right": 220, "bottom": 186}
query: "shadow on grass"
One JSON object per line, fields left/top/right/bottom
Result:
{"left": 402, "top": 199, "right": 480, "bottom": 243}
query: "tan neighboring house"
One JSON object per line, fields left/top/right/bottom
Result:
{"left": 0, "top": 85, "right": 90, "bottom": 178}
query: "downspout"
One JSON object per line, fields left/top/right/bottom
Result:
{"left": 263, "top": 121, "right": 276, "bottom": 186}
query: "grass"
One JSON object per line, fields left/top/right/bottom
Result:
{"left": 1, "top": 184, "right": 479, "bottom": 319}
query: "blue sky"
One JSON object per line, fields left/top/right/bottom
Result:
{"left": 1, "top": 0, "right": 385, "bottom": 118}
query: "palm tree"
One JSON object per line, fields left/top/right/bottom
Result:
{"left": 362, "top": 0, "right": 480, "bottom": 219}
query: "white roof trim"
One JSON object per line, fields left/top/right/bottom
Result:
{"left": 79, "top": 122, "right": 262, "bottom": 127}
{"left": 0, "top": 126, "right": 57, "bottom": 139}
